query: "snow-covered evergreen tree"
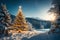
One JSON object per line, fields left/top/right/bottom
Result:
{"left": 27, "top": 22, "right": 33, "bottom": 31}
{"left": 49, "top": 0, "right": 60, "bottom": 33}
{"left": 40, "top": 25, "right": 44, "bottom": 29}
{"left": 0, "top": 3, "right": 11, "bottom": 34}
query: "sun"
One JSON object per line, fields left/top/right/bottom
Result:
{"left": 45, "top": 13, "right": 56, "bottom": 21}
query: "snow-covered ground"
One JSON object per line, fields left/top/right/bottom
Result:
{"left": 36, "top": 29, "right": 50, "bottom": 33}
{"left": 0, "top": 29, "right": 60, "bottom": 40}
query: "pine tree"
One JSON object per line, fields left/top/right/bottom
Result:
{"left": 0, "top": 3, "right": 11, "bottom": 35}
{"left": 49, "top": 0, "right": 60, "bottom": 33}
{"left": 40, "top": 25, "right": 44, "bottom": 29}
{"left": 27, "top": 22, "right": 33, "bottom": 31}
{"left": 12, "top": 6, "right": 28, "bottom": 32}
{"left": 1, "top": 3, "right": 11, "bottom": 27}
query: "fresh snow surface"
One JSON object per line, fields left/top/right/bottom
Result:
{"left": 1, "top": 29, "right": 60, "bottom": 40}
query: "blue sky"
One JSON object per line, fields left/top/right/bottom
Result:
{"left": 0, "top": 0, "right": 52, "bottom": 20}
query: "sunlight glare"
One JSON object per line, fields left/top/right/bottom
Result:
{"left": 46, "top": 13, "right": 56, "bottom": 21}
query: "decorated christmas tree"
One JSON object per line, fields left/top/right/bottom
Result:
{"left": 12, "top": 6, "right": 28, "bottom": 32}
